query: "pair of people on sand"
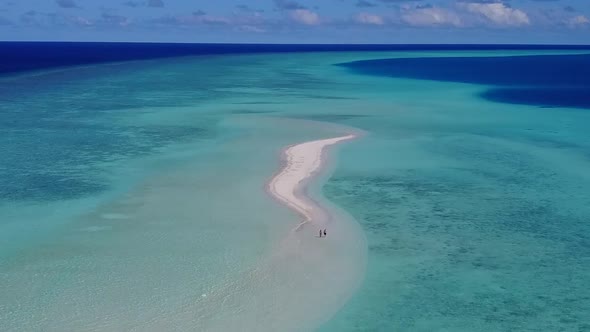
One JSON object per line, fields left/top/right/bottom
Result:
{"left": 319, "top": 229, "right": 327, "bottom": 238}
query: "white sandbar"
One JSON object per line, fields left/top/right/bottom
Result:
{"left": 267, "top": 134, "right": 356, "bottom": 229}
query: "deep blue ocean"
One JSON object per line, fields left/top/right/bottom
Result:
{"left": 2, "top": 42, "right": 590, "bottom": 74}
{"left": 338, "top": 54, "right": 590, "bottom": 109}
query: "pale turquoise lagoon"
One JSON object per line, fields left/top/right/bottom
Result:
{"left": 1, "top": 50, "right": 590, "bottom": 331}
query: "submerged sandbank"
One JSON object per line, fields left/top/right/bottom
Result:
{"left": 182, "top": 134, "right": 366, "bottom": 332}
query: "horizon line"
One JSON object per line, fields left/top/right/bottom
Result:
{"left": 1, "top": 41, "right": 590, "bottom": 47}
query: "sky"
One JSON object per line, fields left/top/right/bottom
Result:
{"left": 0, "top": 0, "right": 589, "bottom": 44}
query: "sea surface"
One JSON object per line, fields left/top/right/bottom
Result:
{"left": 1, "top": 43, "right": 590, "bottom": 331}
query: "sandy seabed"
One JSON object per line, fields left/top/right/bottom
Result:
{"left": 178, "top": 134, "right": 366, "bottom": 332}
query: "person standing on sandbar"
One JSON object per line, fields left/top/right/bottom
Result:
{"left": 319, "top": 229, "right": 323, "bottom": 238}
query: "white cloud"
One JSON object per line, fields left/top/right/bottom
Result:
{"left": 402, "top": 7, "right": 462, "bottom": 27}
{"left": 99, "top": 10, "right": 133, "bottom": 27}
{"left": 567, "top": 15, "right": 590, "bottom": 27}
{"left": 463, "top": 2, "right": 530, "bottom": 27}
{"left": 239, "top": 25, "right": 266, "bottom": 33}
{"left": 198, "top": 15, "right": 231, "bottom": 25}
{"left": 354, "top": 12, "right": 385, "bottom": 25}
{"left": 153, "top": 13, "right": 231, "bottom": 26}
{"left": 290, "top": 9, "right": 320, "bottom": 25}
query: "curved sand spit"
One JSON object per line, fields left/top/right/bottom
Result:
{"left": 268, "top": 134, "right": 357, "bottom": 230}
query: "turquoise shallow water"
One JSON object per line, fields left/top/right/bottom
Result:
{"left": 317, "top": 57, "right": 590, "bottom": 331}
{"left": 1, "top": 50, "right": 590, "bottom": 331}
